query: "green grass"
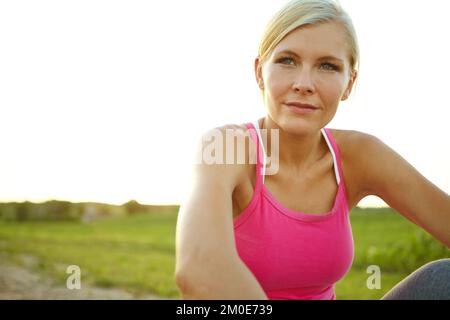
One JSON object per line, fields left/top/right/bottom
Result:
{"left": 0, "top": 207, "right": 448, "bottom": 299}
{"left": 0, "top": 212, "right": 178, "bottom": 298}
{"left": 335, "top": 207, "right": 450, "bottom": 299}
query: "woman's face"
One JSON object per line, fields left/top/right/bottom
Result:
{"left": 255, "top": 21, "right": 357, "bottom": 134}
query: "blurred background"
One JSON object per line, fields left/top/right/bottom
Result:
{"left": 0, "top": 0, "right": 449, "bottom": 299}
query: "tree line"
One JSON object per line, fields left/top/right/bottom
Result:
{"left": 0, "top": 200, "right": 180, "bottom": 222}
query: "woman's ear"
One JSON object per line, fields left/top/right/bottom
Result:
{"left": 254, "top": 57, "right": 264, "bottom": 90}
{"left": 341, "top": 69, "right": 358, "bottom": 101}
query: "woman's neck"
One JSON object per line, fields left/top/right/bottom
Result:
{"left": 260, "top": 116, "right": 326, "bottom": 174}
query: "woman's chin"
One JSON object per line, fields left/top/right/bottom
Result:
{"left": 279, "top": 118, "right": 319, "bottom": 135}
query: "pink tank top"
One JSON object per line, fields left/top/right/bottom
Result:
{"left": 233, "top": 121, "right": 354, "bottom": 300}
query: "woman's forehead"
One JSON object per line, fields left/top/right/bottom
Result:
{"left": 273, "top": 22, "right": 350, "bottom": 60}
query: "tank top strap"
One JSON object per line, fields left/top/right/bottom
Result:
{"left": 245, "top": 121, "right": 265, "bottom": 187}
{"left": 321, "top": 128, "right": 343, "bottom": 186}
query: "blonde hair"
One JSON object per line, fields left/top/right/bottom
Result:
{"left": 258, "top": 0, "right": 359, "bottom": 74}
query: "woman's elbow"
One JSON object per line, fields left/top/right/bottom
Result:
{"left": 175, "top": 269, "right": 212, "bottom": 299}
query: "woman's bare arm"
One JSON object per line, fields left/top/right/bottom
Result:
{"left": 349, "top": 131, "right": 450, "bottom": 247}
{"left": 175, "top": 127, "right": 268, "bottom": 299}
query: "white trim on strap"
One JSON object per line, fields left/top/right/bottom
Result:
{"left": 321, "top": 128, "right": 341, "bottom": 185}
{"left": 253, "top": 120, "right": 266, "bottom": 184}
{"left": 252, "top": 122, "right": 339, "bottom": 186}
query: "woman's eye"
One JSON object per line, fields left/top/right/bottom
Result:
{"left": 275, "top": 58, "right": 340, "bottom": 71}
{"left": 320, "top": 63, "right": 339, "bottom": 71}
{"left": 276, "top": 57, "right": 295, "bottom": 65}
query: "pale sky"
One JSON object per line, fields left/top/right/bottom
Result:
{"left": 1, "top": 0, "right": 449, "bottom": 207}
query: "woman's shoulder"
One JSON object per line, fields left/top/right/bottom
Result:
{"left": 206, "top": 121, "right": 257, "bottom": 148}
{"left": 328, "top": 128, "right": 378, "bottom": 155}
{"left": 327, "top": 128, "right": 383, "bottom": 173}
{"left": 200, "top": 122, "right": 256, "bottom": 184}
{"left": 327, "top": 128, "right": 381, "bottom": 208}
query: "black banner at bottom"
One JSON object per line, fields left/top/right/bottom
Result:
{"left": 1, "top": 300, "right": 448, "bottom": 319}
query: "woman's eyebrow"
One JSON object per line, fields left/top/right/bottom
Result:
{"left": 274, "top": 49, "right": 344, "bottom": 63}
{"left": 317, "top": 56, "right": 344, "bottom": 63}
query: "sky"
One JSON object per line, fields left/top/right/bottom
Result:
{"left": 1, "top": 0, "right": 449, "bottom": 207}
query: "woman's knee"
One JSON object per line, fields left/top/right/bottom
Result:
{"left": 382, "top": 258, "right": 450, "bottom": 300}
{"left": 417, "top": 259, "right": 450, "bottom": 280}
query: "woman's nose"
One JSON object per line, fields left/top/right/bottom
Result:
{"left": 292, "top": 68, "right": 315, "bottom": 95}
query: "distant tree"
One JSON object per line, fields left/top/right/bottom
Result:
{"left": 123, "top": 199, "right": 145, "bottom": 215}
{"left": 16, "top": 201, "right": 32, "bottom": 221}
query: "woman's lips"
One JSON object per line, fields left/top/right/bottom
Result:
{"left": 284, "top": 102, "right": 319, "bottom": 115}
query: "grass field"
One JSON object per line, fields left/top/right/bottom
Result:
{"left": 0, "top": 207, "right": 448, "bottom": 299}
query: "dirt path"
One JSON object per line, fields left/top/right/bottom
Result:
{"left": 0, "top": 256, "right": 166, "bottom": 300}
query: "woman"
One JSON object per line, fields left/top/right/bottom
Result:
{"left": 175, "top": 0, "right": 450, "bottom": 300}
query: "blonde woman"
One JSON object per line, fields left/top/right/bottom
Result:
{"left": 175, "top": 0, "right": 450, "bottom": 300}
